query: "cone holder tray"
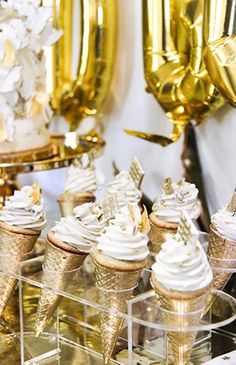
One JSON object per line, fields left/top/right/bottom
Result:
{"left": 0, "top": 131, "right": 105, "bottom": 199}
{"left": 0, "top": 243, "right": 235, "bottom": 365}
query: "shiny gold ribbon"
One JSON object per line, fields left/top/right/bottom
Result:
{"left": 126, "top": 0, "right": 225, "bottom": 146}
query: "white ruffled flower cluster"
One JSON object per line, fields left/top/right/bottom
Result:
{"left": 0, "top": 0, "right": 62, "bottom": 142}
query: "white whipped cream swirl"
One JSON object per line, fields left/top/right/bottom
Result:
{"left": 211, "top": 208, "right": 236, "bottom": 241}
{"left": 64, "top": 164, "right": 97, "bottom": 194}
{"left": 152, "top": 236, "right": 213, "bottom": 291}
{"left": 106, "top": 171, "right": 142, "bottom": 207}
{"left": 97, "top": 204, "right": 149, "bottom": 261}
{"left": 51, "top": 202, "right": 104, "bottom": 253}
{"left": 0, "top": 185, "right": 46, "bottom": 230}
{"left": 153, "top": 180, "right": 200, "bottom": 223}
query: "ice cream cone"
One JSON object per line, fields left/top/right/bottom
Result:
{"left": 57, "top": 191, "right": 95, "bottom": 217}
{"left": 149, "top": 213, "right": 177, "bottom": 253}
{"left": 151, "top": 274, "right": 211, "bottom": 365}
{"left": 91, "top": 248, "right": 147, "bottom": 365}
{"left": 35, "top": 232, "right": 88, "bottom": 337}
{"left": 0, "top": 222, "right": 40, "bottom": 316}
{"left": 208, "top": 224, "right": 236, "bottom": 291}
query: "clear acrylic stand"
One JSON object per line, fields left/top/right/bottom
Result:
{"left": 0, "top": 240, "right": 235, "bottom": 364}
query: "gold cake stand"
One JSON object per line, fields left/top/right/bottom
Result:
{"left": 0, "top": 130, "right": 105, "bottom": 199}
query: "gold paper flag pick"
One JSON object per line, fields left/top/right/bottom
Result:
{"left": 227, "top": 189, "right": 236, "bottom": 213}
{"left": 177, "top": 212, "right": 199, "bottom": 245}
{"left": 129, "top": 157, "right": 144, "bottom": 189}
{"left": 163, "top": 177, "right": 174, "bottom": 195}
{"left": 100, "top": 194, "right": 119, "bottom": 222}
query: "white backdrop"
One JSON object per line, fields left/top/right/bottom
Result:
{"left": 20, "top": 0, "right": 236, "bottom": 217}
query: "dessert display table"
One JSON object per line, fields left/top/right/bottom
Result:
{"left": 0, "top": 240, "right": 235, "bottom": 365}
{"left": 0, "top": 131, "right": 105, "bottom": 199}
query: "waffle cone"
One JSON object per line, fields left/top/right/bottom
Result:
{"left": 0, "top": 222, "right": 40, "bottom": 316}
{"left": 208, "top": 224, "right": 236, "bottom": 290}
{"left": 91, "top": 248, "right": 146, "bottom": 365}
{"left": 149, "top": 213, "right": 177, "bottom": 254}
{"left": 151, "top": 274, "right": 211, "bottom": 365}
{"left": 35, "top": 233, "right": 88, "bottom": 337}
{"left": 57, "top": 191, "right": 95, "bottom": 217}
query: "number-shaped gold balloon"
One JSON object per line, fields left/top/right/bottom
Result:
{"left": 204, "top": 0, "right": 236, "bottom": 106}
{"left": 45, "top": 0, "right": 117, "bottom": 131}
{"left": 126, "top": 0, "right": 225, "bottom": 146}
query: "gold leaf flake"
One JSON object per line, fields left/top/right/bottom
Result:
{"left": 2, "top": 40, "right": 16, "bottom": 68}
{"left": 140, "top": 205, "right": 150, "bottom": 233}
{"left": 29, "top": 183, "right": 41, "bottom": 205}
{"left": 163, "top": 177, "right": 174, "bottom": 195}
{"left": 0, "top": 117, "right": 7, "bottom": 143}
{"left": 29, "top": 97, "right": 43, "bottom": 117}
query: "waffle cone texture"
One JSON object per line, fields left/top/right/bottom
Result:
{"left": 0, "top": 222, "right": 39, "bottom": 316}
{"left": 208, "top": 224, "right": 236, "bottom": 291}
{"left": 149, "top": 213, "right": 177, "bottom": 254}
{"left": 91, "top": 248, "right": 147, "bottom": 365}
{"left": 35, "top": 232, "right": 87, "bottom": 337}
{"left": 151, "top": 274, "right": 211, "bottom": 365}
{"left": 57, "top": 191, "right": 95, "bottom": 217}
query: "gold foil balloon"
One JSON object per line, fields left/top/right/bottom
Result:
{"left": 61, "top": 0, "right": 117, "bottom": 131}
{"left": 204, "top": 0, "right": 236, "bottom": 106}
{"left": 45, "top": 0, "right": 117, "bottom": 131}
{"left": 125, "top": 0, "right": 225, "bottom": 146}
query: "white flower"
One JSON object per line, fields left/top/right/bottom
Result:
{"left": 39, "top": 24, "right": 63, "bottom": 48}
{"left": 0, "top": 65, "right": 21, "bottom": 93}
{"left": 0, "top": 0, "right": 62, "bottom": 138}
{"left": 1, "top": 19, "right": 29, "bottom": 50}
{"left": 0, "top": 0, "right": 40, "bottom": 17}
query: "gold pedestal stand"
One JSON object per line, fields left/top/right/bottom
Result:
{"left": 0, "top": 130, "right": 105, "bottom": 200}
